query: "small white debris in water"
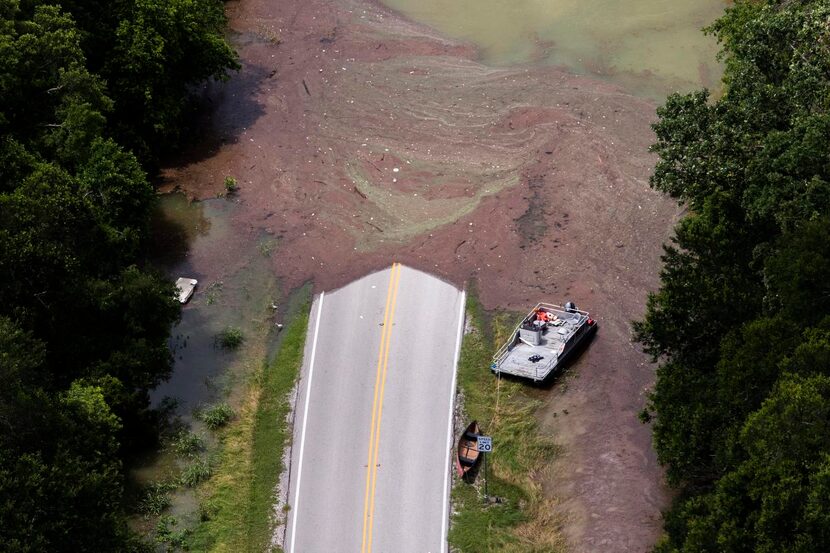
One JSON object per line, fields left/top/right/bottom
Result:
{"left": 392, "top": 167, "right": 399, "bottom": 172}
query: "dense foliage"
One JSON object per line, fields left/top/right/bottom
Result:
{"left": 635, "top": 1, "right": 830, "bottom": 551}
{"left": 0, "top": 0, "right": 236, "bottom": 549}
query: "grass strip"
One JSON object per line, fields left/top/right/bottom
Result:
{"left": 187, "top": 287, "right": 311, "bottom": 552}
{"left": 449, "top": 291, "right": 564, "bottom": 553}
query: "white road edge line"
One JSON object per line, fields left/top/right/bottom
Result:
{"left": 441, "top": 289, "right": 466, "bottom": 553}
{"left": 289, "top": 291, "right": 325, "bottom": 553}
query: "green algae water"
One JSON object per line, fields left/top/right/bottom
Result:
{"left": 381, "top": 0, "right": 727, "bottom": 99}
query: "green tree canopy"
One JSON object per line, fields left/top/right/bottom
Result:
{"left": 637, "top": 1, "right": 830, "bottom": 551}
{"left": 0, "top": 0, "right": 237, "bottom": 548}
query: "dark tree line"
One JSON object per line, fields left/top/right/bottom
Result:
{"left": 0, "top": 0, "right": 237, "bottom": 550}
{"left": 636, "top": 1, "right": 830, "bottom": 551}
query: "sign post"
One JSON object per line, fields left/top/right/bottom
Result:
{"left": 477, "top": 436, "right": 493, "bottom": 500}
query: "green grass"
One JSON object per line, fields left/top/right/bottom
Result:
{"left": 449, "top": 291, "right": 564, "bottom": 552}
{"left": 187, "top": 286, "right": 311, "bottom": 552}
{"left": 243, "top": 295, "right": 309, "bottom": 552}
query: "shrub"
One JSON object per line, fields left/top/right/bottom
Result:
{"left": 205, "top": 281, "right": 223, "bottom": 306}
{"left": 223, "top": 176, "right": 238, "bottom": 194}
{"left": 155, "top": 515, "right": 190, "bottom": 551}
{"left": 216, "top": 326, "right": 243, "bottom": 350}
{"left": 138, "top": 482, "right": 176, "bottom": 517}
{"left": 200, "top": 403, "right": 234, "bottom": 430}
{"left": 171, "top": 431, "right": 205, "bottom": 458}
{"left": 180, "top": 459, "right": 212, "bottom": 487}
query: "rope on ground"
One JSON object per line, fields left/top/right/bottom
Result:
{"left": 491, "top": 370, "right": 502, "bottom": 429}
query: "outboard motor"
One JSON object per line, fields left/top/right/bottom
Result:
{"left": 564, "top": 301, "right": 577, "bottom": 313}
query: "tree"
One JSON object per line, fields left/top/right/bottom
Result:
{"left": 0, "top": 318, "right": 147, "bottom": 552}
{"left": 0, "top": 0, "right": 237, "bottom": 546}
{"left": 638, "top": 1, "right": 830, "bottom": 550}
{"left": 51, "top": 0, "right": 240, "bottom": 164}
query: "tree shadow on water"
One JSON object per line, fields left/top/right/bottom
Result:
{"left": 147, "top": 193, "right": 212, "bottom": 271}
{"left": 159, "top": 60, "right": 273, "bottom": 169}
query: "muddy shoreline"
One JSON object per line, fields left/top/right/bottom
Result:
{"left": 162, "top": 0, "right": 678, "bottom": 550}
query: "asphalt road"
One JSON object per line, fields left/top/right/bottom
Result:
{"left": 286, "top": 264, "right": 466, "bottom": 553}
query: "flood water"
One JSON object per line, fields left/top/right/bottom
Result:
{"left": 131, "top": 193, "right": 282, "bottom": 530}
{"left": 381, "top": 0, "right": 727, "bottom": 99}
{"left": 149, "top": 193, "right": 280, "bottom": 420}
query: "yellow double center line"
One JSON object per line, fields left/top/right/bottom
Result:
{"left": 361, "top": 263, "right": 402, "bottom": 553}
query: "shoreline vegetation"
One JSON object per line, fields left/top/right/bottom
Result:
{"left": 147, "top": 285, "right": 310, "bottom": 552}
{"left": 449, "top": 291, "right": 565, "bottom": 552}
{"left": 186, "top": 285, "right": 310, "bottom": 552}
{"left": 0, "top": 1, "right": 239, "bottom": 550}
{"left": 636, "top": 2, "right": 830, "bottom": 552}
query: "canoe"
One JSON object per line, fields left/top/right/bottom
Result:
{"left": 456, "top": 420, "right": 481, "bottom": 478}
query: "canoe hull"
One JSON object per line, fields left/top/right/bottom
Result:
{"left": 456, "top": 420, "right": 481, "bottom": 478}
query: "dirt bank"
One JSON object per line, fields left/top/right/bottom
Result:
{"left": 162, "top": 0, "right": 679, "bottom": 550}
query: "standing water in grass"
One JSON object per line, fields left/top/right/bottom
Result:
{"left": 130, "top": 192, "right": 286, "bottom": 540}
{"left": 381, "top": 0, "right": 726, "bottom": 99}
{"left": 149, "top": 192, "right": 280, "bottom": 418}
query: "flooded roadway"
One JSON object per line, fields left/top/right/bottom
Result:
{"left": 142, "top": 0, "right": 731, "bottom": 549}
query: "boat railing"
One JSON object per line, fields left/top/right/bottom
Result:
{"left": 491, "top": 316, "right": 528, "bottom": 368}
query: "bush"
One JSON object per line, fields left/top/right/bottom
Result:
{"left": 216, "top": 327, "right": 244, "bottom": 350}
{"left": 180, "top": 459, "right": 212, "bottom": 487}
{"left": 138, "top": 482, "right": 177, "bottom": 517}
{"left": 223, "top": 176, "right": 238, "bottom": 194}
{"left": 200, "top": 403, "right": 234, "bottom": 430}
{"left": 155, "top": 515, "right": 190, "bottom": 551}
{"left": 171, "top": 431, "right": 205, "bottom": 458}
